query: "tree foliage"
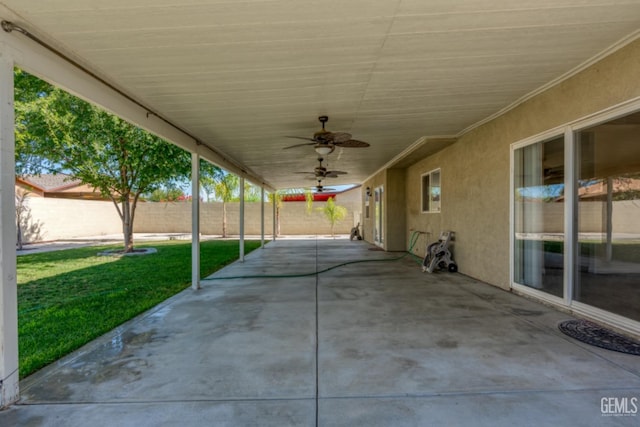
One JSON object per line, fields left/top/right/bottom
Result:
{"left": 199, "top": 159, "right": 225, "bottom": 202}
{"left": 147, "top": 187, "right": 188, "bottom": 202}
{"left": 266, "top": 188, "right": 305, "bottom": 236}
{"left": 212, "top": 172, "right": 238, "bottom": 238}
{"left": 320, "top": 197, "right": 347, "bottom": 237}
{"left": 14, "top": 68, "right": 192, "bottom": 251}
{"left": 243, "top": 181, "right": 262, "bottom": 202}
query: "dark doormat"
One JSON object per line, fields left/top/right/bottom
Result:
{"left": 558, "top": 319, "right": 640, "bottom": 356}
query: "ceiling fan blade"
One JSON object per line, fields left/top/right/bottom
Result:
{"left": 334, "top": 139, "right": 370, "bottom": 148}
{"left": 285, "top": 135, "right": 316, "bottom": 142}
{"left": 284, "top": 142, "right": 316, "bottom": 149}
{"left": 324, "top": 171, "right": 347, "bottom": 178}
{"left": 328, "top": 131, "right": 352, "bottom": 143}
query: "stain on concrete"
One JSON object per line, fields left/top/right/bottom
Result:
{"left": 0, "top": 410, "right": 44, "bottom": 427}
{"left": 342, "top": 348, "right": 373, "bottom": 360}
{"left": 448, "top": 303, "right": 487, "bottom": 312}
{"left": 329, "top": 286, "right": 369, "bottom": 300}
{"left": 394, "top": 356, "right": 420, "bottom": 370}
{"left": 436, "top": 338, "right": 459, "bottom": 349}
{"left": 509, "top": 308, "right": 544, "bottom": 316}
{"left": 92, "top": 358, "right": 150, "bottom": 385}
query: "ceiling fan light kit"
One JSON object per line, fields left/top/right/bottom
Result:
{"left": 314, "top": 144, "right": 334, "bottom": 155}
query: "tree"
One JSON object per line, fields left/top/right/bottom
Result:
{"left": 14, "top": 69, "right": 191, "bottom": 252}
{"left": 199, "top": 160, "right": 224, "bottom": 202}
{"left": 212, "top": 172, "right": 239, "bottom": 237}
{"left": 267, "top": 190, "right": 284, "bottom": 236}
{"left": 267, "top": 188, "right": 301, "bottom": 236}
{"left": 305, "top": 189, "right": 314, "bottom": 215}
{"left": 15, "top": 188, "right": 30, "bottom": 250}
{"left": 320, "top": 197, "right": 347, "bottom": 237}
{"left": 242, "top": 181, "right": 262, "bottom": 202}
{"left": 148, "top": 186, "right": 187, "bottom": 202}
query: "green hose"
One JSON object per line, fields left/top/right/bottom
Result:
{"left": 206, "top": 230, "right": 425, "bottom": 281}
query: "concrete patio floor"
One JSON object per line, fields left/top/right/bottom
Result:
{"left": 2, "top": 238, "right": 640, "bottom": 426}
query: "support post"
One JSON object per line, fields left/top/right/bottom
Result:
{"left": 239, "top": 177, "right": 245, "bottom": 262}
{"left": 260, "top": 187, "right": 265, "bottom": 249}
{"left": 0, "top": 55, "right": 19, "bottom": 407}
{"left": 191, "top": 152, "right": 200, "bottom": 290}
{"left": 272, "top": 191, "right": 277, "bottom": 241}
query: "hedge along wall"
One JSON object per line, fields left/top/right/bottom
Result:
{"left": 18, "top": 188, "right": 362, "bottom": 242}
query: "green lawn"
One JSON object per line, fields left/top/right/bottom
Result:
{"left": 17, "top": 240, "right": 262, "bottom": 378}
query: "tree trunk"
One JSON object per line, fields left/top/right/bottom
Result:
{"left": 222, "top": 201, "right": 227, "bottom": 238}
{"left": 16, "top": 225, "right": 23, "bottom": 250}
{"left": 122, "top": 198, "right": 134, "bottom": 252}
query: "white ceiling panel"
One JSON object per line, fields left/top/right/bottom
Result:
{"left": 1, "top": 0, "right": 639, "bottom": 189}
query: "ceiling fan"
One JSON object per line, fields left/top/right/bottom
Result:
{"left": 313, "top": 179, "right": 335, "bottom": 193}
{"left": 295, "top": 157, "right": 347, "bottom": 179}
{"left": 284, "top": 115, "right": 370, "bottom": 155}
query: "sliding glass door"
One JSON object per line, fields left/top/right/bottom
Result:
{"left": 512, "top": 109, "right": 640, "bottom": 326}
{"left": 513, "top": 136, "right": 564, "bottom": 298}
{"left": 574, "top": 112, "right": 640, "bottom": 322}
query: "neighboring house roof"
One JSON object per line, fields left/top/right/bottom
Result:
{"left": 281, "top": 185, "right": 361, "bottom": 202}
{"left": 15, "top": 174, "right": 105, "bottom": 200}
{"left": 545, "top": 177, "right": 640, "bottom": 202}
{"left": 577, "top": 177, "right": 640, "bottom": 200}
{"left": 281, "top": 193, "right": 338, "bottom": 202}
{"left": 17, "top": 173, "right": 81, "bottom": 192}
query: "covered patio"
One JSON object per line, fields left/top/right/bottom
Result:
{"left": 1, "top": 0, "right": 640, "bottom": 418}
{"left": 1, "top": 238, "right": 638, "bottom": 426}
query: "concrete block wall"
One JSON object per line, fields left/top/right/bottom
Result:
{"left": 19, "top": 188, "right": 362, "bottom": 242}
{"left": 134, "top": 198, "right": 361, "bottom": 236}
{"left": 18, "top": 197, "right": 122, "bottom": 241}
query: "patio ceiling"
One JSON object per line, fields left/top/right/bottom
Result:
{"left": 1, "top": 1, "right": 639, "bottom": 190}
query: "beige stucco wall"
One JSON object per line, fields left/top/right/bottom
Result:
{"left": 366, "top": 39, "right": 640, "bottom": 290}
{"left": 19, "top": 188, "right": 361, "bottom": 242}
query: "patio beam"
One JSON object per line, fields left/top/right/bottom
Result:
{"left": 0, "top": 53, "right": 19, "bottom": 408}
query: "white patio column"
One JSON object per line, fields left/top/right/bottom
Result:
{"left": 191, "top": 152, "right": 200, "bottom": 290}
{"left": 0, "top": 55, "right": 19, "bottom": 407}
{"left": 260, "top": 186, "right": 265, "bottom": 249}
{"left": 272, "top": 191, "right": 277, "bottom": 241}
{"left": 239, "top": 176, "right": 245, "bottom": 262}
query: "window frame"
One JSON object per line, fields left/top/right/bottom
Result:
{"left": 509, "top": 97, "right": 640, "bottom": 337}
{"left": 421, "top": 168, "right": 441, "bottom": 213}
